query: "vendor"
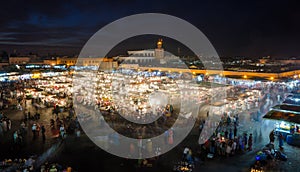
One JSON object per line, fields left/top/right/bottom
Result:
{"left": 290, "top": 125, "right": 295, "bottom": 134}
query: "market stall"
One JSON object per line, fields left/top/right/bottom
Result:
{"left": 263, "top": 105, "right": 300, "bottom": 146}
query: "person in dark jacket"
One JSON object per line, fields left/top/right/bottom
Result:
{"left": 269, "top": 130, "right": 275, "bottom": 143}
{"left": 248, "top": 134, "right": 253, "bottom": 151}
{"left": 41, "top": 124, "right": 46, "bottom": 142}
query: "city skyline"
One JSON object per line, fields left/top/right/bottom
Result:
{"left": 0, "top": 0, "right": 299, "bottom": 58}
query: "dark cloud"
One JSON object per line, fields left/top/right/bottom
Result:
{"left": 0, "top": 0, "right": 299, "bottom": 58}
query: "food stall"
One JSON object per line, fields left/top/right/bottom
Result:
{"left": 23, "top": 74, "right": 73, "bottom": 109}
{"left": 263, "top": 104, "right": 300, "bottom": 146}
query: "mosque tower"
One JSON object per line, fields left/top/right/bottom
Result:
{"left": 155, "top": 39, "right": 164, "bottom": 59}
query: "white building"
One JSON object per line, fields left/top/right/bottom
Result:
{"left": 117, "top": 39, "right": 179, "bottom": 64}
{"left": 118, "top": 39, "right": 164, "bottom": 64}
{"left": 123, "top": 49, "right": 156, "bottom": 63}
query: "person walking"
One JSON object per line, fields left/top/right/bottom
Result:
{"left": 7, "top": 119, "right": 11, "bottom": 131}
{"left": 269, "top": 130, "right": 275, "bottom": 143}
{"left": 32, "top": 124, "right": 37, "bottom": 140}
{"left": 229, "top": 129, "right": 233, "bottom": 140}
{"left": 248, "top": 134, "right": 253, "bottom": 151}
{"left": 186, "top": 149, "right": 194, "bottom": 164}
{"left": 41, "top": 124, "right": 46, "bottom": 142}
{"left": 183, "top": 147, "right": 190, "bottom": 160}
{"left": 231, "top": 139, "right": 237, "bottom": 155}
{"left": 59, "top": 125, "right": 65, "bottom": 139}
{"left": 13, "top": 131, "right": 18, "bottom": 143}
{"left": 235, "top": 114, "right": 239, "bottom": 126}
{"left": 36, "top": 123, "right": 40, "bottom": 136}
{"left": 3, "top": 120, "right": 7, "bottom": 132}
{"left": 243, "top": 133, "right": 248, "bottom": 150}
{"left": 227, "top": 114, "right": 232, "bottom": 125}
{"left": 20, "top": 121, "right": 26, "bottom": 135}
{"left": 225, "top": 130, "right": 229, "bottom": 139}
{"left": 234, "top": 125, "right": 237, "bottom": 138}
{"left": 278, "top": 133, "right": 284, "bottom": 149}
{"left": 226, "top": 142, "right": 232, "bottom": 157}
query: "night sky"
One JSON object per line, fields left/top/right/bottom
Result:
{"left": 0, "top": 0, "right": 299, "bottom": 58}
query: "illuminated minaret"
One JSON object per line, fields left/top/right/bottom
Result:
{"left": 155, "top": 39, "right": 164, "bottom": 59}
{"left": 157, "top": 39, "right": 163, "bottom": 48}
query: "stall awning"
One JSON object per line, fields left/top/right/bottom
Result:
{"left": 282, "top": 92, "right": 300, "bottom": 105}
{"left": 283, "top": 99, "right": 300, "bottom": 106}
{"left": 226, "top": 97, "right": 238, "bottom": 101}
{"left": 263, "top": 110, "right": 300, "bottom": 124}
{"left": 270, "top": 104, "right": 300, "bottom": 114}
{"left": 210, "top": 101, "right": 227, "bottom": 107}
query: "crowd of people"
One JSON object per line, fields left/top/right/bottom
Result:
{"left": 0, "top": 156, "right": 36, "bottom": 171}
{"left": 0, "top": 156, "right": 73, "bottom": 172}
{"left": 0, "top": 77, "right": 80, "bottom": 171}
{"left": 1, "top": 70, "right": 299, "bottom": 171}
{"left": 193, "top": 114, "right": 254, "bottom": 162}
{"left": 177, "top": 81, "right": 296, "bottom": 170}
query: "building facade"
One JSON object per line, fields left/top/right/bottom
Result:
{"left": 43, "top": 59, "right": 58, "bottom": 66}
{"left": 117, "top": 39, "right": 167, "bottom": 64}
{"left": 9, "top": 57, "right": 30, "bottom": 65}
{"left": 56, "top": 57, "right": 118, "bottom": 70}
